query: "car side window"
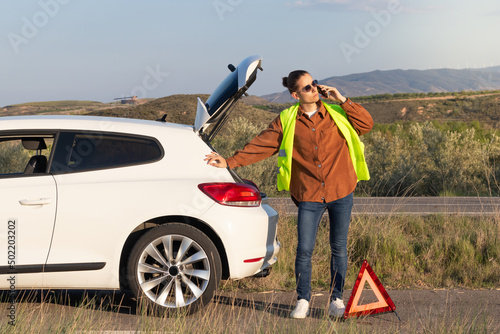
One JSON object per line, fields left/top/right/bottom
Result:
{"left": 51, "top": 132, "right": 162, "bottom": 173}
{"left": 0, "top": 136, "right": 53, "bottom": 176}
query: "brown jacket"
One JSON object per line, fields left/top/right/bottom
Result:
{"left": 226, "top": 99, "right": 373, "bottom": 202}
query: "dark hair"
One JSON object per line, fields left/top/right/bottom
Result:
{"left": 282, "top": 70, "right": 309, "bottom": 94}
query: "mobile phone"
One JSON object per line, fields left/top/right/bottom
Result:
{"left": 318, "top": 85, "right": 329, "bottom": 98}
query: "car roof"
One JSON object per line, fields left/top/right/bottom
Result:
{"left": 0, "top": 115, "right": 192, "bottom": 136}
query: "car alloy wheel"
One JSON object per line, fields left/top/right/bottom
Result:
{"left": 127, "top": 223, "right": 221, "bottom": 314}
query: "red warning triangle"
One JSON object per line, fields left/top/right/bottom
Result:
{"left": 344, "top": 260, "right": 396, "bottom": 319}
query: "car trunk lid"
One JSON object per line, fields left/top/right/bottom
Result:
{"left": 194, "top": 55, "right": 263, "bottom": 142}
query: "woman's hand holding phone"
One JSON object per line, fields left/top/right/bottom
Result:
{"left": 317, "top": 84, "right": 347, "bottom": 104}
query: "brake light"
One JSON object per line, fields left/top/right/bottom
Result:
{"left": 198, "top": 183, "right": 261, "bottom": 207}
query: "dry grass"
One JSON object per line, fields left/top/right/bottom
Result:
{"left": 221, "top": 210, "right": 499, "bottom": 294}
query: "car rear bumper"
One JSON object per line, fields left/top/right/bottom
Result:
{"left": 199, "top": 199, "right": 280, "bottom": 280}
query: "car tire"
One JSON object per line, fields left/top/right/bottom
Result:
{"left": 126, "top": 223, "right": 222, "bottom": 315}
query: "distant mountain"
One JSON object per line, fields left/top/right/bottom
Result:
{"left": 262, "top": 66, "right": 500, "bottom": 103}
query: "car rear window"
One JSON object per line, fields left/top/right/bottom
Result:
{"left": 51, "top": 132, "right": 162, "bottom": 172}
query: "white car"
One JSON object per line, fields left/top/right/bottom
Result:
{"left": 0, "top": 55, "right": 279, "bottom": 314}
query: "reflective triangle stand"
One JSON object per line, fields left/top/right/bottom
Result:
{"left": 344, "top": 260, "right": 400, "bottom": 321}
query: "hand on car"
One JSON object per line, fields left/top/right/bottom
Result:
{"left": 317, "top": 85, "right": 347, "bottom": 104}
{"left": 205, "top": 151, "right": 227, "bottom": 168}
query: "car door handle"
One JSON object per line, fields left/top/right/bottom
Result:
{"left": 19, "top": 198, "right": 53, "bottom": 206}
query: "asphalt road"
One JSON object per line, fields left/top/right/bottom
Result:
{"left": 214, "top": 288, "right": 500, "bottom": 333}
{"left": 2, "top": 289, "right": 499, "bottom": 332}
{"left": 267, "top": 196, "right": 500, "bottom": 216}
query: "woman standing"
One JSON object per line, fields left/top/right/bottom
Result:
{"left": 205, "top": 70, "right": 373, "bottom": 318}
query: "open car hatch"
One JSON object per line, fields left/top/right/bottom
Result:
{"left": 194, "top": 55, "right": 263, "bottom": 142}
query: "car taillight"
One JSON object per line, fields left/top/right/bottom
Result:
{"left": 198, "top": 182, "right": 261, "bottom": 207}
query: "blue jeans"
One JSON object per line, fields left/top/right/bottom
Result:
{"left": 295, "top": 192, "right": 353, "bottom": 302}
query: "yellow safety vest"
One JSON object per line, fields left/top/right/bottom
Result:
{"left": 277, "top": 102, "right": 370, "bottom": 191}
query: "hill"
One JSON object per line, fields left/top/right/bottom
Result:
{"left": 263, "top": 66, "right": 500, "bottom": 103}
{"left": 2, "top": 91, "right": 499, "bottom": 128}
{"left": 244, "top": 91, "right": 500, "bottom": 127}
{"left": 357, "top": 92, "right": 500, "bottom": 125}
{"left": 88, "top": 94, "right": 278, "bottom": 128}
{"left": 0, "top": 100, "right": 108, "bottom": 116}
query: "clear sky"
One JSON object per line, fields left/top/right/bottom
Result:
{"left": 1, "top": 0, "right": 499, "bottom": 107}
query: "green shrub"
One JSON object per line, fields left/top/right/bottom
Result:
{"left": 0, "top": 141, "right": 30, "bottom": 174}
{"left": 359, "top": 122, "right": 500, "bottom": 196}
{"left": 213, "top": 118, "right": 500, "bottom": 197}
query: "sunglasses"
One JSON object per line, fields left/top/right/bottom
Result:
{"left": 298, "top": 80, "right": 319, "bottom": 93}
